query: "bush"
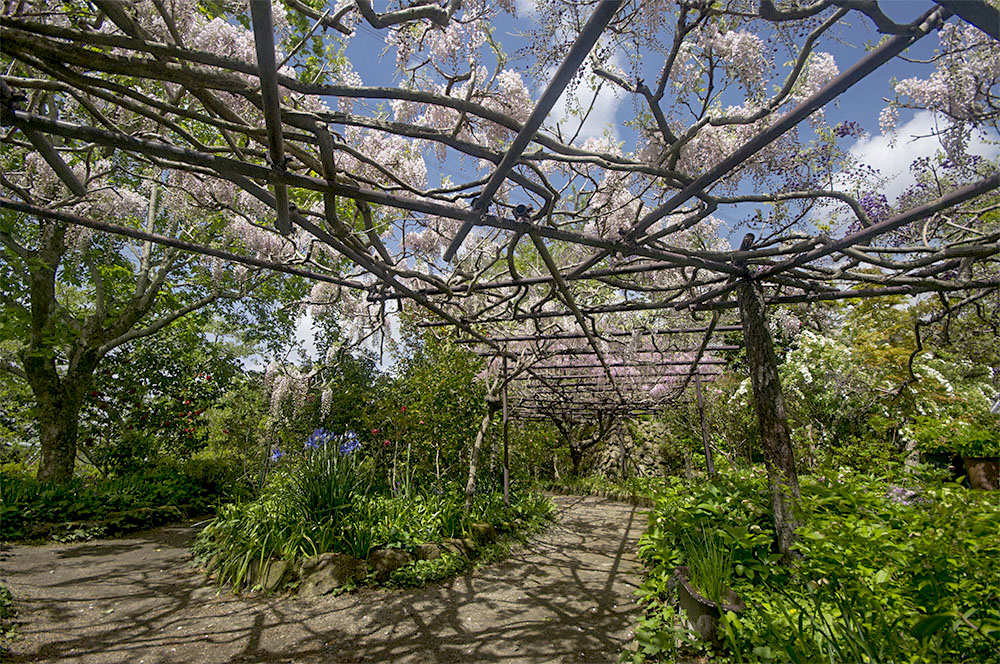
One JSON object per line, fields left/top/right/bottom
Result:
{"left": 0, "top": 459, "right": 244, "bottom": 541}
{"left": 629, "top": 469, "right": 1000, "bottom": 663}
{"left": 194, "top": 428, "right": 555, "bottom": 592}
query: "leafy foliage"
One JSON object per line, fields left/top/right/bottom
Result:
{"left": 193, "top": 427, "right": 554, "bottom": 592}
{"left": 701, "top": 297, "right": 999, "bottom": 476}
{"left": 629, "top": 469, "right": 1000, "bottom": 663}
{"left": 0, "top": 582, "right": 15, "bottom": 657}
{"left": 0, "top": 458, "right": 245, "bottom": 541}
{"left": 78, "top": 319, "right": 243, "bottom": 474}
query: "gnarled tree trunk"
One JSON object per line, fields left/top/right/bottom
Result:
{"left": 22, "top": 351, "right": 96, "bottom": 483}
{"left": 464, "top": 398, "right": 498, "bottom": 516}
{"left": 737, "top": 277, "right": 802, "bottom": 560}
{"left": 34, "top": 383, "right": 87, "bottom": 482}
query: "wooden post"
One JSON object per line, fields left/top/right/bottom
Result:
{"left": 737, "top": 276, "right": 801, "bottom": 560}
{"left": 618, "top": 423, "right": 628, "bottom": 480}
{"left": 678, "top": 404, "right": 694, "bottom": 480}
{"left": 502, "top": 354, "right": 510, "bottom": 507}
{"left": 696, "top": 373, "right": 715, "bottom": 476}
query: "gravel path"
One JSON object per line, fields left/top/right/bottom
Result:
{"left": 1, "top": 494, "right": 646, "bottom": 664}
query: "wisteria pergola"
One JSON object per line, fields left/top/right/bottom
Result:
{"left": 2, "top": 0, "right": 998, "bottom": 551}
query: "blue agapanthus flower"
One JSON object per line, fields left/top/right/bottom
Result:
{"left": 270, "top": 447, "right": 284, "bottom": 462}
{"left": 305, "top": 428, "right": 334, "bottom": 449}
{"left": 339, "top": 430, "right": 361, "bottom": 455}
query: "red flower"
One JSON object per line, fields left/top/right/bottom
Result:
{"left": 371, "top": 428, "right": 379, "bottom": 435}
{"left": 383, "top": 439, "right": 391, "bottom": 447}
{"left": 400, "top": 406, "right": 407, "bottom": 412}
{"left": 419, "top": 420, "right": 424, "bottom": 425}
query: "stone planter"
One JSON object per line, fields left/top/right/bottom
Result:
{"left": 673, "top": 566, "right": 745, "bottom": 643}
{"left": 963, "top": 456, "right": 999, "bottom": 491}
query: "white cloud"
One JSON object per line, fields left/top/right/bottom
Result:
{"left": 545, "top": 55, "right": 623, "bottom": 144}
{"left": 293, "top": 312, "right": 320, "bottom": 362}
{"left": 848, "top": 111, "right": 1000, "bottom": 203}
{"left": 515, "top": 0, "right": 536, "bottom": 16}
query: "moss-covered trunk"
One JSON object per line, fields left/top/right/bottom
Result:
{"left": 737, "top": 278, "right": 801, "bottom": 560}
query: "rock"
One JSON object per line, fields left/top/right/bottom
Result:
{"left": 245, "top": 559, "right": 262, "bottom": 587}
{"left": 299, "top": 553, "right": 368, "bottom": 596}
{"left": 440, "top": 539, "right": 466, "bottom": 557}
{"left": 263, "top": 560, "right": 293, "bottom": 592}
{"left": 469, "top": 522, "right": 497, "bottom": 542}
{"left": 414, "top": 543, "right": 441, "bottom": 561}
{"left": 370, "top": 548, "right": 412, "bottom": 582}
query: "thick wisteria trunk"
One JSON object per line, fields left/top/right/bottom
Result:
{"left": 618, "top": 426, "right": 628, "bottom": 480}
{"left": 25, "top": 357, "right": 93, "bottom": 483}
{"left": 464, "top": 400, "right": 498, "bottom": 516}
{"left": 569, "top": 444, "right": 584, "bottom": 477}
{"left": 737, "top": 278, "right": 802, "bottom": 560}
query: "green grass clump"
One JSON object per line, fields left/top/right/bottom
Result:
{"left": 683, "top": 528, "right": 733, "bottom": 605}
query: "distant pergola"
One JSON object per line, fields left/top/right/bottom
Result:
{"left": 2, "top": 0, "right": 998, "bottom": 551}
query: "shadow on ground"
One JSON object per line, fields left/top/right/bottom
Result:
{"left": 2, "top": 495, "right": 644, "bottom": 664}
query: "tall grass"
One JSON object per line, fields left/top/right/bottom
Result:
{"left": 195, "top": 479, "right": 554, "bottom": 591}
{"left": 293, "top": 439, "right": 367, "bottom": 526}
{"left": 683, "top": 527, "right": 734, "bottom": 604}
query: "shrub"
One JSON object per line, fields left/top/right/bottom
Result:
{"left": 0, "top": 459, "right": 243, "bottom": 541}
{"left": 194, "top": 430, "right": 555, "bottom": 592}
{"left": 629, "top": 469, "right": 1000, "bottom": 663}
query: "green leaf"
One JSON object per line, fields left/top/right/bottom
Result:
{"left": 909, "top": 614, "right": 953, "bottom": 640}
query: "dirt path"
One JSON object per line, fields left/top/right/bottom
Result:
{"left": 1, "top": 494, "right": 646, "bottom": 664}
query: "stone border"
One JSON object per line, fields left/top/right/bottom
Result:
{"left": 206, "top": 520, "right": 508, "bottom": 595}
{"left": 10, "top": 504, "right": 198, "bottom": 543}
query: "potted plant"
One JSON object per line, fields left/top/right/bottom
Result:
{"left": 673, "top": 529, "right": 745, "bottom": 643}
{"left": 914, "top": 414, "right": 999, "bottom": 491}
{"left": 957, "top": 427, "right": 999, "bottom": 491}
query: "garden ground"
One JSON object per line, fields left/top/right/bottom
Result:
{"left": 2, "top": 494, "right": 643, "bottom": 663}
